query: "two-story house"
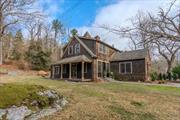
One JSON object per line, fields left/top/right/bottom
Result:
{"left": 51, "top": 32, "right": 151, "bottom": 82}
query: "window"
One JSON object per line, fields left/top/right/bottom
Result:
{"left": 106, "top": 63, "right": 110, "bottom": 73}
{"left": 63, "top": 64, "right": 67, "bottom": 73}
{"left": 84, "top": 63, "right": 87, "bottom": 73}
{"left": 68, "top": 46, "right": 73, "bottom": 55}
{"left": 119, "top": 62, "right": 132, "bottom": 74}
{"left": 98, "top": 61, "right": 103, "bottom": 77}
{"left": 99, "top": 44, "right": 103, "bottom": 53}
{"left": 75, "top": 43, "right": 80, "bottom": 54}
{"left": 99, "top": 43, "right": 108, "bottom": 54}
{"left": 54, "top": 66, "right": 60, "bottom": 74}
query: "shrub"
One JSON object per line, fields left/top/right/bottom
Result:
{"left": 150, "top": 72, "right": 158, "bottom": 81}
{"left": 16, "top": 60, "right": 30, "bottom": 70}
{"left": 167, "top": 72, "right": 172, "bottom": 80}
{"left": 172, "top": 65, "right": 180, "bottom": 79}
{"left": 109, "top": 72, "right": 114, "bottom": 79}
{"left": 158, "top": 73, "right": 163, "bottom": 80}
{"left": 172, "top": 73, "right": 178, "bottom": 81}
{"left": 162, "top": 73, "right": 167, "bottom": 80}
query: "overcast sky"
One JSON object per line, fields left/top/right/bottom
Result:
{"left": 36, "top": 0, "right": 176, "bottom": 50}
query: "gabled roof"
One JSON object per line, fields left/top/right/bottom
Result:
{"left": 78, "top": 36, "right": 120, "bottom": 52}
{"left": 83, "top": 32, "right": 92, "bottom": 38}
{"left": 75, "top": 36, "right": 96, "bottom": 57}
{"left": 62, "top": 35, "right": 96, "bottom": 58}
{"left": 111, "top": 49, "right": 149, "bottom": 61}
{"left": 53, "top": 55, "right": 92, "bottom": 65}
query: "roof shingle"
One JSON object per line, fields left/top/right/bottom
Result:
{"left": 111, "top": 49, "right": 148, "bottom": 61}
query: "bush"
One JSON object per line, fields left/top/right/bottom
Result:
{"left": 162, "top": 73, "right": 167, "bottom": 80}
{"left": 109, "top": 72, "right": 114, "bottom": 79}
{"left": 167, "top": 72, "right": 172, "bottom": 80}
{"left": 158, "top": 73, "right": 163, "bottom": 80}
{"left": 172, "top": 65, "right": 180, "bottom": 79}
{"left": 16, "top": 60, "right": 30, "bottom": 70}
{"left": 150, "top": 72, "right": 158, "bottom": 81}
{"left": 172, "top": 73, "right": 178, "bottom": 81}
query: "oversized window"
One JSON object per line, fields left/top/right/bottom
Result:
{"left": 75, "top": 43, "right": 80, "bottom": 54}
{"left": 63, "top": 64, "right": 67, "bottom": 73}
{"left": 68, "top": 46, "right": 73, "bottom": 55}
{"left": 54, "top": 66, "right": 60, "bottom": 74}
{"left": 119, "top": 62, "right": 132, "bottom": 74}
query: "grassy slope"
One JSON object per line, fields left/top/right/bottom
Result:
{"left": 0, "top": 84, "right": 48, "bottom": 109}
{"left": 0, "top": 75, "right": 180, "bottom": 120}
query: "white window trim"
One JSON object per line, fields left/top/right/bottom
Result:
{"left": 119, "top": 62, "right": 132, "bottom": 74}
{"left": 75, "top": 43, "right": 80, "bottom": 54}
{"left": 99, "top": 43, "right": 107, "bottom": 54}
{"left": 68, "top": 46, "right": 73, "bottom": 55}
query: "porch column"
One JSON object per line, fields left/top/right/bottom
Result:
{"left": 82, "top": 61, "right": 84, "bottom": 81}
{"left": 52, "top": 66, "right": 54, "bottom": 79}
{"left": 60, "top": 64, "right": 63, "bottom": 79}
{"left": 69, "top": 63, "right": 71, "bottom": 79}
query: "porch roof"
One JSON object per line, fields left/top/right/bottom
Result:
{"left": 53, "top": 55, "right": 92, "bottom": 65}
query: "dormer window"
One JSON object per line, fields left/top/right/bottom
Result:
{"left": 75, "top": 43, "right": 80, "bottom": 54}
{"left": 68, "top": 46, "right": 73, "bottom": 55}
{"left": 99, "top": 43, "right": 108, "bottom": 54}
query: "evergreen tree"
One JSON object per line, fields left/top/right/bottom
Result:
{"left": 26, "top": 41, "right": 51, "bottom": 70}
{"left": 12, "top": 30, "right": 24, "bottom": 60}
{"left": 70, "top": 28, "right": 78, "bottom": 36}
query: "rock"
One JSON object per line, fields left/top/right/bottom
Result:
{"left": 38, "top": 90, "right": 59, "bottom": 99}
{"left": 6, "top": 106, "right": 32, "bottom": 120}
{"left": 37, "top": 71, "right": 49, "bottom": 77}
{"left": 0, "top": 109, "right": 6, "bottom": 119}
{"left": 31, "top": 100, "right": 38, "bottom": 106}
{"left": 60, "top": 98, "right": 68, "bottom": 107}
{"left": 0, "top": 90, "right": 67, "bottom": 120}
{"left": 26, "top": 108, "right": 58, "bottom": 120}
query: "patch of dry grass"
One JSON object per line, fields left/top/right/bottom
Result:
{"left": 0, "top": 75, "right": 180, "bottom": 120}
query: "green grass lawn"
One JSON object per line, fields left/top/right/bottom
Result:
{"left": 0, "top": 75, "right": 180, "bottom": 120}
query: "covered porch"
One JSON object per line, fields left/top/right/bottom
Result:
{"left": 51, "top": 55, "right": 92, "bottom": 81}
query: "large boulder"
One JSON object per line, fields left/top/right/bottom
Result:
{"left": 7, "top": 106, "right": 32, "bottom": 120}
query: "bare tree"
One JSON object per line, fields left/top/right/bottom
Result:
{"left": 100, "top": 0, "right": 180, "bottom": 73}
{"left": 152, "top": 39, "right": 180, "bottom": 72}
{"left": 0, "top": 0, "right": 43, "bottom": 65}
{"left": 141, "top": 0, "right": 180, "bottom": 43}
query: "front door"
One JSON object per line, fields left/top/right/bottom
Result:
{"left": 71, "top": 64, "right": 77, "bottom": 78}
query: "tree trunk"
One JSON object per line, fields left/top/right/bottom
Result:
{"left": 0, "top": 39, "right": 2, "bottom": 65}
{"left": 167, "top": 61, "right": 173, "bottom": 73}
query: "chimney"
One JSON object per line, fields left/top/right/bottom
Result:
{"left": 83, "top": 31, "right": 91, "bottom": 38}
{"left": 94, "top": 35, "right": 100, "bottom": 41}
